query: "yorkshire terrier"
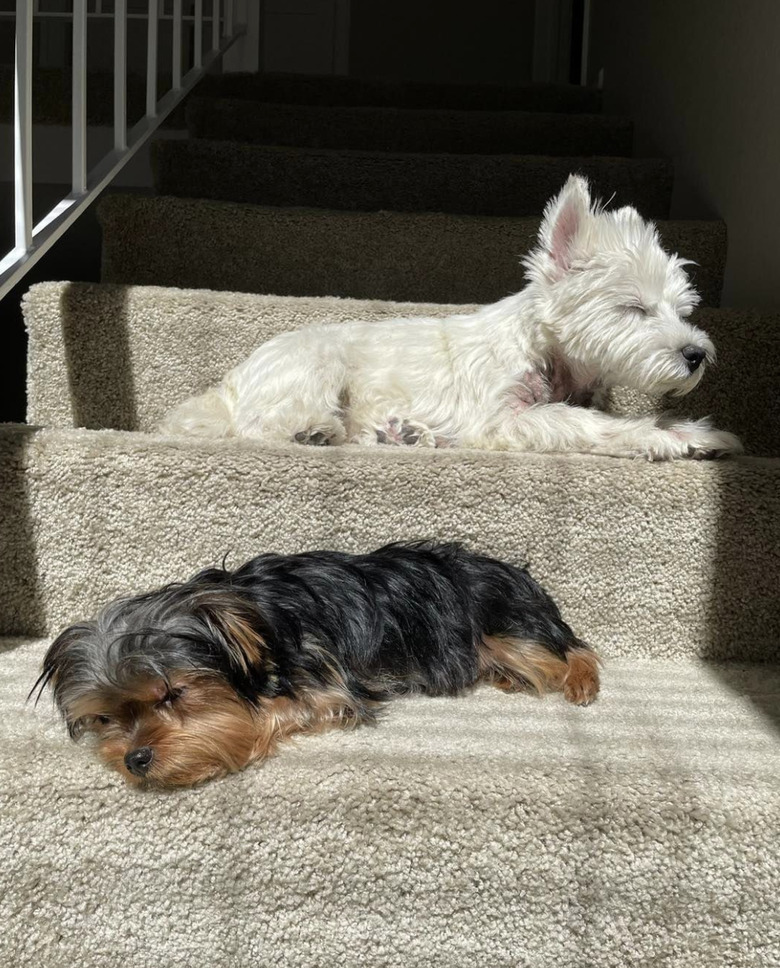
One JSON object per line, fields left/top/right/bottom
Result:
{"left": 33, "top": 542, "right": 600, "bottom": 788}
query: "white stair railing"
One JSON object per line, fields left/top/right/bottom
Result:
{"left": 0, "top": 0, "right": 251, "bottom": 303}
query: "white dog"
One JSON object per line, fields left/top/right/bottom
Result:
{"left": 161, "top": 175, "right": 742, "bottom": 461}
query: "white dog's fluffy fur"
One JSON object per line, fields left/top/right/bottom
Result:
{"left": 161, "top": 176, "right": 742, "bottom": 461}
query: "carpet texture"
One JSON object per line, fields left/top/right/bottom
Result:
{"left": 152, "top": 140, "right": 674, "bottom": 218}
{"left": 6, "top": 64, "right": 779, "bottom": 968}
{"left": 25, "top": 283, "right": 777, "bottom": 455}
{"left": 2, "top": 639, "right": 778, "bottom": 968}
{"left": 197, "top": 71, "right": 604, "bottom": 113}
{"left": 98, "top": 195, "right": 727, "bottom": 308}
{"left": 186, "top": 98, "right": 633, "bottom": 157}
{"left": 3, "top": 423, "right": 779, "bottom": 660}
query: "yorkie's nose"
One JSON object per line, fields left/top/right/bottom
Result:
{"left": 681, "top": 345, "right": 706, "bottom": 372}
{"left": 124, "top": 746, "right": 154, "bottom": 776}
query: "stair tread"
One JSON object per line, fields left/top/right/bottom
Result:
{"left": 152, "top": 139, "right": 673, "bottom": 218}
{"left": 186, "top": 97, "right": 633, "bottom": 156}
{"left": 2, "top": 638, "right": 778, "bottom": 963}
{"left": 100, "top": 193, "right": 721, "bottom": 305}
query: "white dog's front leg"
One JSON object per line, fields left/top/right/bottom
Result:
{"left": 498, "top": 404, "right": 743, "bottom": 460}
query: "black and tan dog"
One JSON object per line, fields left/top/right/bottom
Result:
{"left": 33, "top": 542, "right": 600, "bottom": 788}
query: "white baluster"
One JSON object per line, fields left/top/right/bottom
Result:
{"left": 172, "top": 0, "right": 182, "bottom": 89}
{"left": 212, "top": 0, "right": 220, "bottom": 52}
{"left": 194, "top": 0, "right": 203, "bottom": 69}
{"left": 72, "top": 0, "right": 87, "bottom": 194}
{"left": 14, "top": 0, "right": 33, "bottom": 253}
{"left": 146, "top": 0, "right": 159, "bottom": 117}
{"left": 114, "top": 0, "right": 127, "bottom": 151}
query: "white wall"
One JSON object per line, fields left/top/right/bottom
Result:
{"left": 589, "top": 0, "right": 780, "bottom": 310}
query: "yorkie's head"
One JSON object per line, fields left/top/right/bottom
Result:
{"left": 32, "top": 578, "right": 278, "bottom": 788}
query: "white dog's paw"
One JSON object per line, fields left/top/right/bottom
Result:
{"left": 375, "top": 417, "right": 436, "bottom": 448}
{"left": 292, "top": 418, "right": 347, "bottom": 447}
{"left": 645, "top": 418, "right": 744, "bottom": 461}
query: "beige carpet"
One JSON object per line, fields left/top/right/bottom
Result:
{"left": 185, "top": 97, "right": 633, "bottom": 156}
{"left": 196, "top": 71, "right": 605, "bottom": 113}
{"left": 11, "top": 281, "right": 778, "bottom": 655}
{"left": 2, "top": 639, "right": 778, "bottom": 968}
{"left": 152, "top": 140, "right": 674, "bottom": 218}
{"left": 97, "top": 196, "right": 728, "bottom": 308}
{"left": 25, "top": 283, "right": 778, "bottom": 455}
{"left": 2, "top": 278, "right": 778, "bottom": 966}
{"left": 2, "top": 424, "right": 779, "bottom": 662}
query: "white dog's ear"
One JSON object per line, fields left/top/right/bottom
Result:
{"left": 538, "top": 175, "right": 592, "bottom": 275}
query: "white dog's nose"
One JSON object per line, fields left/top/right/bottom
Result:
{"left": 681, "top": 345, "right": 706, "bottom": 372}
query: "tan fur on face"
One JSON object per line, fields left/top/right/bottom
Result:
{"left": 95, "top": 673, "right": 260, "bottom": 787}
{"left": 81, "top": 665, "right": 377, "bottom": 788}
{"left": 478, "top": 636, "right": 600, "bottom": 705}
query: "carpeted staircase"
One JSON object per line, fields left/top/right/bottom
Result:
{"left": 2, "top": 73, "right": 778, "bottom": 967}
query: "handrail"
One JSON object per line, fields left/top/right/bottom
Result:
{"left": 0, "top": 1, "right": 247, "bottom": 304}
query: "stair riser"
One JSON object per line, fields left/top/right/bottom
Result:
{"left": 99, "top": 196, "right": 723, "bottom": 307}
{"left": 25, "top": 284, "right": 780, "bottom": 456}
{"left": 152, "top": 141, "right": 674, "bottom": 219}
{"left": 198, "top": 72, "right": 604, "bottom": 113}
{"left": 186, "top": 99, "right": 633, "bottom": 157}
{"left": 2, "top": 427, "right": 778, "bottom": 662}
{"left": 26, "top": 283, "right": 778, "bottom": 458}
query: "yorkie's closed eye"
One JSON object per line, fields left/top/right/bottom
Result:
{"left": 156, "top": 687, "right": 184, "bottom": 709}
{"left": 33, "top": 542, "right": 601, "bottom": 789}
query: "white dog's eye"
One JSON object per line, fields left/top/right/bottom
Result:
{"left": 624, "top": 304, "right": 649, "bottom": 316}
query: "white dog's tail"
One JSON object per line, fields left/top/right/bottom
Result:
{"left": 159, "top": 387, "right": 235, "bottom": 438}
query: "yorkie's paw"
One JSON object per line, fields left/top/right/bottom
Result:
{"left": 563, "top": 650, "right": 601, "bottom": 706}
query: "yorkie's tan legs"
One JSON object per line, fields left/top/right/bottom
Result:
{"left": 478, "top": 636, "right": 600, "bottom": 706}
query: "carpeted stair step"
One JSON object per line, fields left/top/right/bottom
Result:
{"left": 2, "top": 420, "right": 779, "bottom": 661}
{"left": 152, "top": 140, "right": 673, "bottom": 218}
{"left": 186, "top": 97, "right": 633, "bottom": 157}
{"left": 197, "top": 71, "right": 604, "bottom": 113}
{"left": 2, "top": 637, "right": 778, "bottom": 966}
{"left": 98, "top": 194, "right": 726, "bottom": 307}
{"left": 13, "top": 282, "right": 779, "bottom": 657}
{"left": 26, "top": 281, "right": 779, "bottom": 458}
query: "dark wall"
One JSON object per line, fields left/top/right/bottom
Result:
{"left": 588, "top": 0, "right": 780, "bottom": 310}
{"left": 349, "top": 0, "right": 536, "bottom": 86}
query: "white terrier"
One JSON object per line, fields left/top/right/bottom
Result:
{"left": 162, "top": 175, "right": 742, "bottom": 460}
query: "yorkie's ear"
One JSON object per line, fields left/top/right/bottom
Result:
{"left": 190, "top": 590, "right": 275, "bottom": 698}
{"left": 28, "top": 622, "right": 95, "bottom": 707}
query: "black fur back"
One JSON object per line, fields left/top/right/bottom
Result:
{"left": 195, "top": 542, "right": 579, "bottom": 700}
